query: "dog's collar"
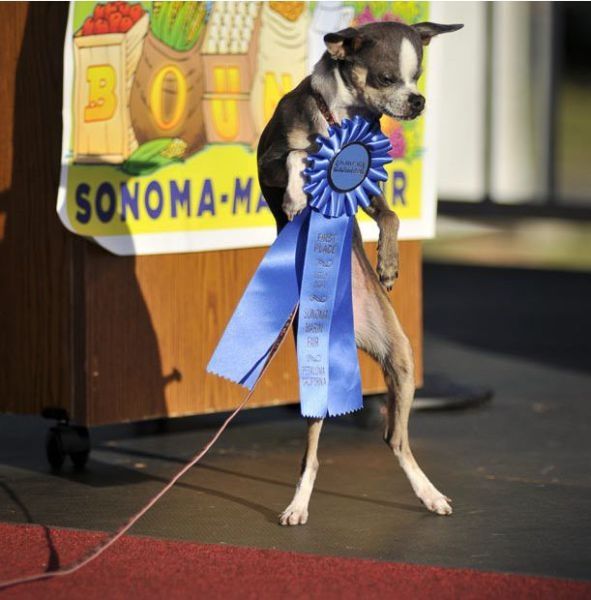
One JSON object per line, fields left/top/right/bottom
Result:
{"left": 313, "top": 92, "right": 337, "bottom": 126}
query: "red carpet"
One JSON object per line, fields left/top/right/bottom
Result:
{"left": 0, "top": 523, "right": 589, "bottom": 599}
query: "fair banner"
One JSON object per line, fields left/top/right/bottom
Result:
{"left": 58, "top": 1, "right": 436, "bottom": 256}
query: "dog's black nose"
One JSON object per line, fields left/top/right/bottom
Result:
{"left": 408, "top": 94, "right": 425, "bottom": 112}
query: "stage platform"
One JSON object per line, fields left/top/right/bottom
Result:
{"left": 0, "top": 264, "right": 589, "bottom": 584}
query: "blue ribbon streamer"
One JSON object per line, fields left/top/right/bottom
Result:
{"left": 208, "top": 116, "right": 392, "bottom": 418}
{"left": 207, "top": 209, "right": 307, "bottom": 390}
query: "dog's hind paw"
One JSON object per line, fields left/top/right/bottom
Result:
{"left": 421, "top": 492, "right": 453, "bottom": 516}
{"left": 279, "top": 504, "right": 309, "bottom": 526}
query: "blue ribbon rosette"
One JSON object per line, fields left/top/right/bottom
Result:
{"left": 207, "top": 116, "right": 392, "bottom": 418}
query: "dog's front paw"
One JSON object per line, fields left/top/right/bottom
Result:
{"left": 377, "top": 241, "right": 399, "bottom": 291}
{"left": 282, "top": 188, "right": 308, "bottom": 221}
{"left": 279, "top": 503, "right": 309, "bottom": 526}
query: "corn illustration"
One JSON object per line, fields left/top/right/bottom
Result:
{"left": 122, "top": 138, "right": 188, "bottom": 176}
{"left": 159, "top": 138, "right": 188, "bottom": 159}
{"left": 202, "top": 2, "right": 259, "bottom": 55}
{"left": 151, "top": 1, "right": 207, "bottom": 52}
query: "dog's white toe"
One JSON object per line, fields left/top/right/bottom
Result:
{"left": 282, "top": 189, "right": 308, "bottom": 221}
{"left": 422, "top": 493, "right": 453, "bottom": 516}
{"left": 431, "top": 496, "right": 453, "bottom": 515}
{"left": 279, "top": 505, "right": 309, "bottom": 526}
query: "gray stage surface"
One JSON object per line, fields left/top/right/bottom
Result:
{"left": 1, "top": 265, "right": 590, "bottom": 580}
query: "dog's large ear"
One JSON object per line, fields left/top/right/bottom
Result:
{"left": 412, "top": 22, "right": 463, "bottom": 46}
{"left": 324, "top": 27, "right": 364, "bottom": 60}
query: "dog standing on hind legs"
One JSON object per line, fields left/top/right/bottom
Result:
{"left": 257, "top": 20, "right": 463, "bottom": 525}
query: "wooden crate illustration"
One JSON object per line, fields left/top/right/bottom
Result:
{"left": 203, "top": 94, "right": 257, "bottom": 144}
{"left": 201, "top": 2, "right": 261, "bottom": 95}
{"left": 73, "top": 13, "right": 149, "bottom": 164}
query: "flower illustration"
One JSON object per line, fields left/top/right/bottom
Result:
{"left": 379, "top": 115, "right": 406, "bottom": 160}
{"left": 352, "top": 4, "right": 404, "bottom": 27}
{"left": 389, "top": 125, "right": 406, "bottom": 159}
{"left": 355, "top": 5, "right": 374, "bottom": 26}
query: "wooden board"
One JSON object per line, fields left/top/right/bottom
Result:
{"left": 81, "top": 240, "right": 422, "bottom": 425}
{"left": 0, "top": 3, "right": 74, "bottom": 416}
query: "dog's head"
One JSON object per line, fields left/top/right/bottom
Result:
{"left": 324, "top": 21, "right": 463, "bottom": 120}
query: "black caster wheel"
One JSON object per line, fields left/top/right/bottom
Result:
{"left": 46, "top": 429, "right": 66, "bottom": 470}
{"left": 70, "top": 426, "right": 91, "bottom": 469}
{"left": 70, "top": 450, "right": 90, "bottom": 469}
{"left": 42, "top": 408, "right": 91, "bottom": 471}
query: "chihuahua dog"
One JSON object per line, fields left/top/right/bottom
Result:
{"left": 257, "top": 21, "right": 463, "bottom": 525}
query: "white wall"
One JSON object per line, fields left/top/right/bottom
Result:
{"left": 433, "top": 1, "right": 547, "bottom": 203}
{"left": 432, "top": 1, "right": 488, "bottom": 202}
{"left": 489, "top": 1, "right": 537, "bottom": 203}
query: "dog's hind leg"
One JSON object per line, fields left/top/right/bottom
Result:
{"left": 279, "top": 418, "right": 323, "bottom": 526}
{"left": 352, "top": 235, "right": 452, "bottom": 516}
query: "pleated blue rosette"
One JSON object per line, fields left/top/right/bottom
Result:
{"left": 208, "top": 115, "right": 392, "bottom": 418}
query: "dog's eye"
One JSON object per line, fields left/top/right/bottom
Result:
{"left": 377, "top": 75, "right": 398, "bottom": 87}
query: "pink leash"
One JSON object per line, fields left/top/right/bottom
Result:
{"left": 0, "top": 310, "right": 296, "bottom": 590}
